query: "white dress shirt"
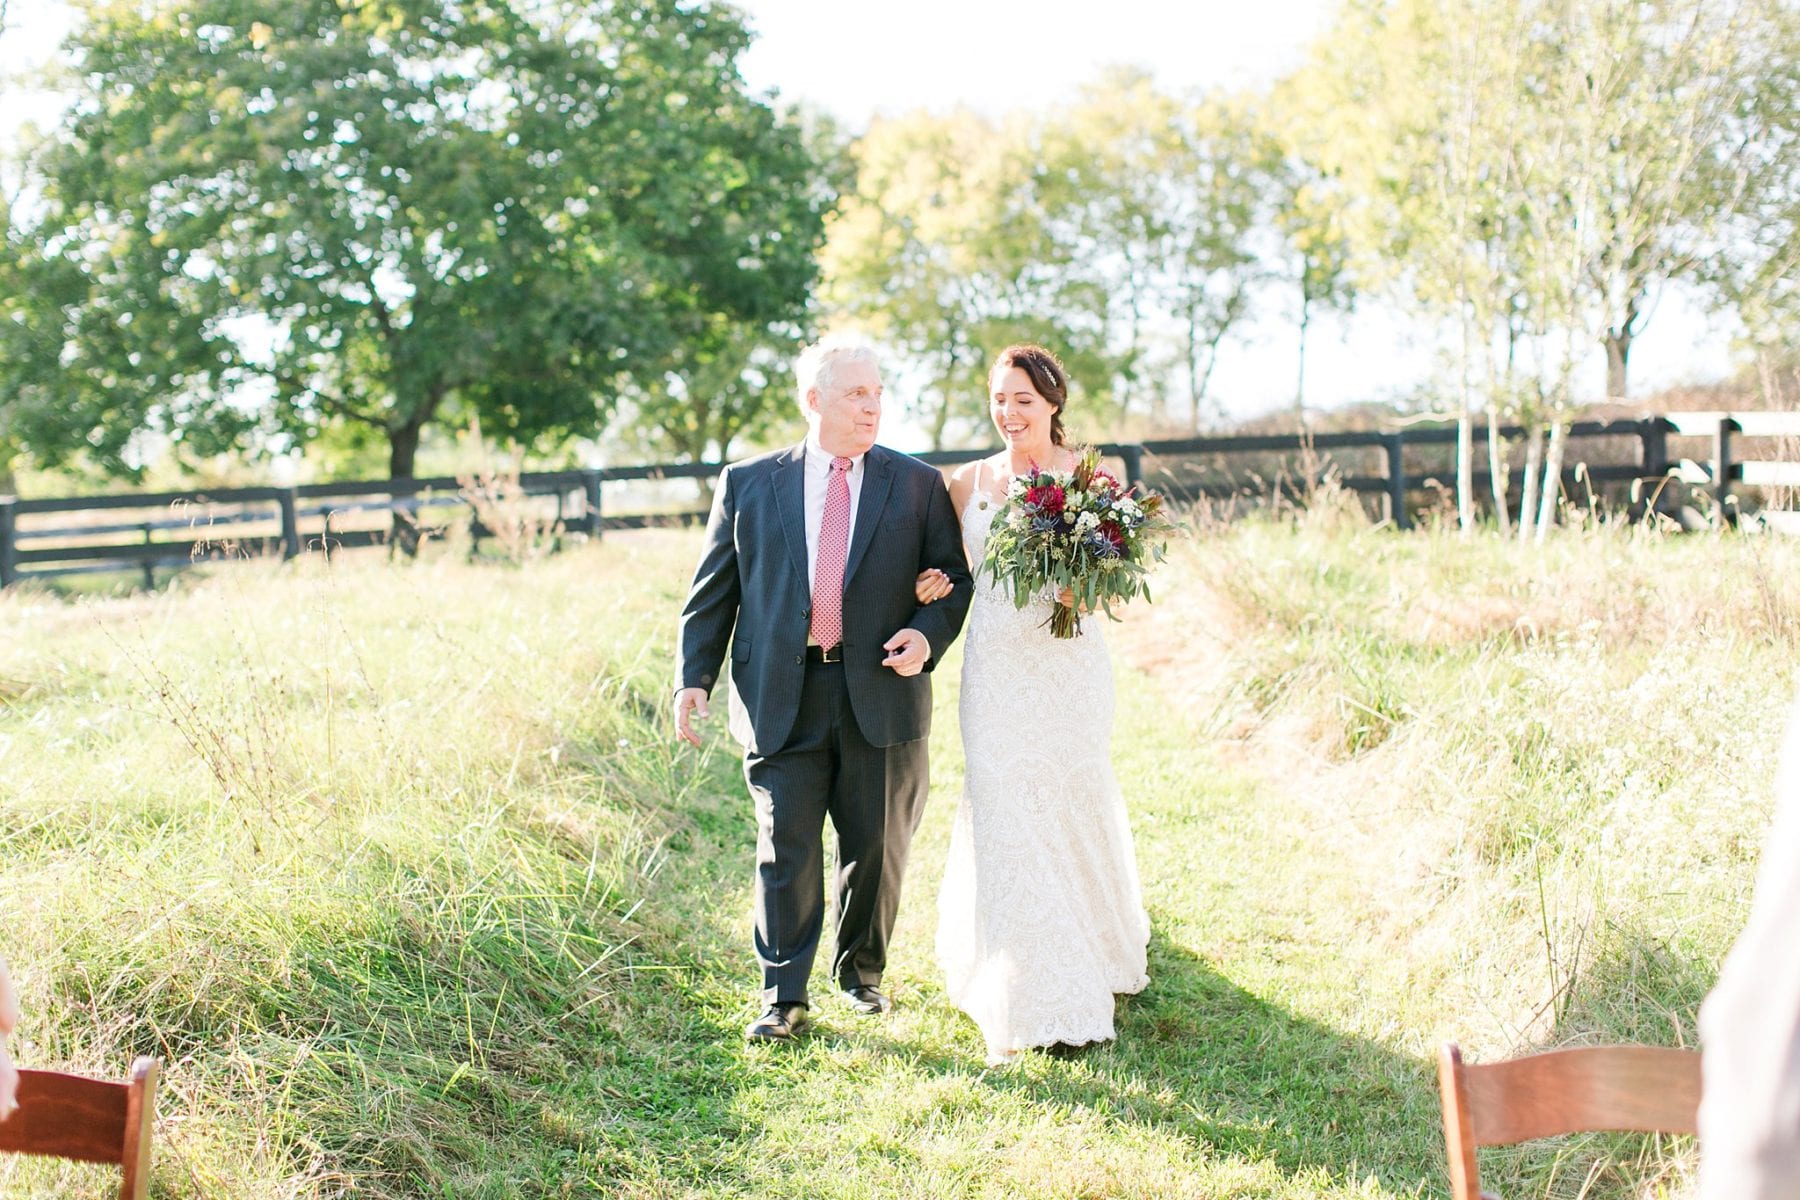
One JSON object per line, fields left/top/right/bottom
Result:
{"left": 802, "top": 435, "right": 866, "bottom": 593}
{"left": 1700, "top": 696, "right": 1800, "bottom": 1199}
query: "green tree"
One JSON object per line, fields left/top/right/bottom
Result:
{"left": 10, "top": 0, "right": 823, "bottom": 481}
{"left": 1702, "top": 4, "right": 1800, "bottom": 400}
{"left": 0, "top": 190, "right": 253, "bottom": 481}
{"left": 1040, "top": 73, "right": 1275, "bottom": 432}
{"left": 608, "top": 314, "right": 804, "bottom": 469}
{"left": 606, "top": 105, "right": 851, "bottom": 469}
{"left": 821, "top": 108, "right": 1082, "bottom": 449}
{"left": 1263, "top": 76, "right": 1358, "bottom": 428}
{"left": 1292, "top": 0, "right": 1794, "bottom": 532}
{"left": 820, "top": 77, "right": 1277, "bottom": 446}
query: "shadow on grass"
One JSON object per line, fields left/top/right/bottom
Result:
{"left": 634, "top": 920, "right": 1448, "bottom": 1198}
{"left": 555, "top": 672, "right": 1448, "bottom": 1195}
{"left": 1104, "top": 925, "right": 1442, "bottom": 1190}
{"left": 943, "top": 925, "right": 1439, "bottom": 1194}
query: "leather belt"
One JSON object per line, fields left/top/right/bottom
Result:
{"left": 805, "top": 644, "right": 843, "bottom": 664}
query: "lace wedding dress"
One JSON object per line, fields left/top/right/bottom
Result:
{"left": 935, "top": 470, "right": 1150, "bottom": 1063}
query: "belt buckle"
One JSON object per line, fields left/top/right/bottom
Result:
{"left": 820, "top": 644, "right": 842, "bottom": 664}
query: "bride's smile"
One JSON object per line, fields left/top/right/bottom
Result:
{"left": 991, "top": 366, "right": 1058, "bottom": 464}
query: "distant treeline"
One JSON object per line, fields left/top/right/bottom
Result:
{"left": 2, "top": 0, "right": 1796, "bottom": 541}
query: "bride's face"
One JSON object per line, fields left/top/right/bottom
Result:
{"left": 990, "top": 366, "right": 1055, "bottom": 453}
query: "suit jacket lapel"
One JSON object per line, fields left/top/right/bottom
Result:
{"left": 843, "top": 445, "right": 895, "bottom": 587}
{"left": 771, "top": 443, "right": 809, "bottom": 587}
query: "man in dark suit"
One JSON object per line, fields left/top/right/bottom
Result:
{"left": 674, "top": 334, "right": 973, "bottom": 1042}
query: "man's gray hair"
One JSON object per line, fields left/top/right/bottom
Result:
{"left": 796, "top": 333, "right": 881, "bottom": 414}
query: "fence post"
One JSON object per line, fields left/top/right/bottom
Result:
{"left": 141, "top": 522, "right": 157, "bottom": 589}
{"left": 1383, "top": 433, "right": 1410, "bottom": 530}
{"left": 1639, "top": 418, "right": 1669, "bottom": 479}
{"left": 1119, "top": 445, "right": 1145, "bottom": 492}
{"left": 581, "top": 468, "right": 604, "bottom": 540}
{"left": 278, "top": 487, "right": 301, "bottom": 559}
{"left": 1715, "top": 416, "right": 1738, "bottom": 526}
{"left": 0, "top": 498, "right": 16, "bottom": 588}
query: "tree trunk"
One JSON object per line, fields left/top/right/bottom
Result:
{"left": 1187, "top": 297, "right": 1235, "bottom": 436}
{"left": 930, "top": 337, "right": 961, "bottom": 451}
{"left": 1193, "top": 329, "right": 1226, "bottom": 434}
{"left": 1457, "top": 415, "right": 1475, "bottom": 534}
{"left": 386, "top": 387, "right": 444, "bottom": 556}
{"left": 387, "top": 421, "right": 425, "bottom": 556}
{"left": 1456, "top": 295, "right": 1476, "bottom": 534}
{"left": 1185, "top": 304, "right": 1204, "bottom": 435}
{"left": 1518, "top": 425, "right": 1544, "bottom": 543}
{"left": 1120, "top": 259, "right": 1145, "bottom": 424}
{"left": 928, "top": 387, "right": 952, "bottom": 451}
{"left": 388, "top": 422, "right": 422, "bottom": 480}
{"left": 1604, "top": 332, "right": 1631, "bottom": 401}
{"left": 1535, "top": 420, "right": 1567, "bottom": 541}
{"left": 1487, "top": 406, "right": 1511, "bottom": 538}
{"left": 1296, "top": 291, "right": 1312, "bottom": 432}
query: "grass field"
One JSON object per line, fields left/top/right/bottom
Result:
{"left": 2, "top": 504, "right": 1795, "bottom": 1198}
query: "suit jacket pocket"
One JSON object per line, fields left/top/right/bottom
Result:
{"left": 731, "top": 639, "right": 753, "bottom": 664}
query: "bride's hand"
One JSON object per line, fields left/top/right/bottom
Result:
{"left": 1056, "top": 586, "right": 1097, "bottom": 614}
{"left": 914, "top": 568, "right": 953, "bottom": 605}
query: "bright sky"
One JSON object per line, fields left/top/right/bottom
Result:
{"left": 732, "top": 0, "right": 1329, "bottom": 127}
{"left": 1, "top": 0, "right": 1738, "bottom": 442}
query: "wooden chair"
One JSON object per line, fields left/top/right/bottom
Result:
{"left": 0, "top": 1057, "right": 159, "bottom": 1200}
{"left": 1437, "top": 1042, "right": 1699, "bottom": 1200}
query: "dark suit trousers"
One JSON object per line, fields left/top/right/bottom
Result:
{"left": 744, "top": 658, "right": 929, "bottom": 1005}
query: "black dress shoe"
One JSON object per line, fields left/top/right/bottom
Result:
{"left": 841, "top": 984, "right": 891, "bottom": 1015}
{"left": 745, "top": 1001, "right": 808, "bottom": 1042}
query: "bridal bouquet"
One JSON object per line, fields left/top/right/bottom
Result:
{"left": 981, "top": 447, "right": 1173, "bottom": 638}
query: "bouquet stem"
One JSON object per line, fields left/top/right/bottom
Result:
{"left": 1049, "top": 601, "right": 1082, "bottom": 639}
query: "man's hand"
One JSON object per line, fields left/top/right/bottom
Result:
{"left": 673, "top": 687, "right": 711, "bottom": 747}
{"left": 881, "top": 629, "right": 931, "bottom": 677}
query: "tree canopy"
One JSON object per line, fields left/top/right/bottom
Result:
{"left": 5, "top": 0, "right": 824, "bottom": 478}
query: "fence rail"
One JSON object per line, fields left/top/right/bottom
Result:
{"left": 2, "top": 412, "right": 1797, "bottom": 588}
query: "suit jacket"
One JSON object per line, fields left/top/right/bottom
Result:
{"left": 676, "top": 442, "right": 974, "bottom": 755}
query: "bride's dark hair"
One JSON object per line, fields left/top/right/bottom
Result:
{"left": 990, "top": 344, "right": 1070, "bottom": 447}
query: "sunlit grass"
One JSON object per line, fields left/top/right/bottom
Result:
{"left": 2, "top": 513, "right": 1793, "bottom": 1198}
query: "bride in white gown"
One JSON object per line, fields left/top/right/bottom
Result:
{"left": 917, "top": 343, "right": 1149, "bottom": 1065}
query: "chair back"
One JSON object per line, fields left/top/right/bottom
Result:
{"left": 1438, "top": 1043, "right": 1699, "bottom": 1200}
{"left": 1432, "top": 1043, "right": 1699, "bottom": 1200}
{"left": 0, "top": 1057, "right": 159, "bottom": 1200}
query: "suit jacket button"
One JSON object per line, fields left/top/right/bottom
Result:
{"left": 794, "top": 654, "right": 803, "bottom": 665}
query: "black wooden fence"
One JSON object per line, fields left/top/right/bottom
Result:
{"left": 3, "top": 412, "right": 1796, "bottom": 588}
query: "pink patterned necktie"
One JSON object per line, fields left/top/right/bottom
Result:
{"left": 810, "top": 456, "right": 852, "bottom": 649}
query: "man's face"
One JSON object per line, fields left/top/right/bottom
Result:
{"left": 807, "top": 358, "right": 883, "bottom": 457}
